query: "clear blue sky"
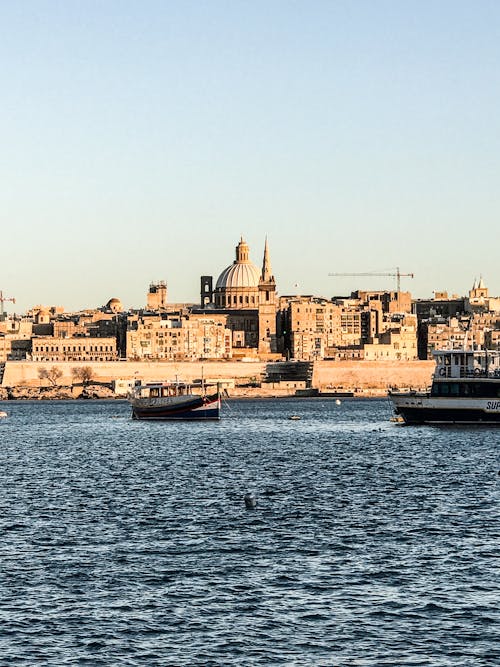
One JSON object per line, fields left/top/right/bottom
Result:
{"left": 2, "top": 1, "right": 499, "bottom": 312}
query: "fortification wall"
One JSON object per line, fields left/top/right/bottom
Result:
{"left": 313, "top": 360, "right": 434, "bottom": 392}
{"left": 2, "top": 359, "right": 434, "bottom": 393}
{"left": 1, "top": 360, "right": 266, "bottom": 387}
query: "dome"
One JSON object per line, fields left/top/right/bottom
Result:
{"left": 215, "top": 262, "right": 260, "bottom": 290}
{"left": 215, "top": 238, "right": 260, "bottom": 290}
{"left": 106, "top": 297, "right": 123, "bottom": 313}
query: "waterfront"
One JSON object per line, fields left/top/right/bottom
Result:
{"left": 1, "top": 399, "right": 499, "bottom": 665}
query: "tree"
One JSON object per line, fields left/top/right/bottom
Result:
{"left": 71, "top": 366, "right": 94, "bottom": 386}
{"left": 38, "top": 366, "right": 63, "bottom": 386}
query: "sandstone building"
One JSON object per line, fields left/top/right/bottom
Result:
{"left": 31, "top": 336, "right": 117, "bottom": 362}
{"left": 126, "top": 312, "right": 232, "bottom": 361}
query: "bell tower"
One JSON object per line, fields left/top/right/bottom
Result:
{"left": 200, "top": 276, "right": 213, "bottom": 308}
{"left": 258, "top": 237, "right": 277, "bottom": 354}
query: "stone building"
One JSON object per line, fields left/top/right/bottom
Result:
{"left": 126, "top": 313, "right": 232, "bottom": 361}
{"left": 198, "top": 237, "right": 278, "bottom": 356}
{"left": 424, "top": 315, "right": 492, "bottom": 358}
{"left": 485, "top": 329, "right": 500, "bottom": 349}
{"left": 280, "top": 295, "right": 383, "bottom": 360}
{"left": 0, "top": 317, "right": 34, "bottom": 362}
{"left": 31, "top": 336, "right": 118, "bottom": 362}
{"left": 147, "top": 281, "right": 167, "bottom": 310}
{"left": 363, "top": 316, "right": 418, "bottom": 361}
{"left": 466, "top": 277, "right": 500, "bottom": 313}
{"left": 354, "top": 290, "right": 412, "bottom": 315}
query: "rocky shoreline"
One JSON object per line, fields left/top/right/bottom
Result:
{"left": 0, "top": 385, "right": 117, "bottom": 401}
{"left": 1, "top": 385, "right": 393, "bottom": 401}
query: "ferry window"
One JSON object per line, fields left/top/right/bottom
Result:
{"left": 440, "top": 384, "right": 449, "bottom": 395}
{"left": 450, "top": 383, "right": 459, "bottom": 396}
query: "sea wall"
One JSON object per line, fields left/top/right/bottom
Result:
{"left": 2, "top": 359, "right": 434, "bottom": 396}
{"left": 1, "top": 360, "right": 266, "bottom": 388}
{"left": 313, "top": 360, "right": 433, "bottom": 393}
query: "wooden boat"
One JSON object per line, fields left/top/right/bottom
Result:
{"left": 128, "top": 381, "right": 221, "bottom": 421}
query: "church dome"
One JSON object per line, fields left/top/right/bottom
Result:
{"left": 215, "top": 238, "right": 260, "bottom": 290}
{"left": 215, "top": 262, "right": 260, "bottom": 290}
{"left": 106, "top": 297, "right": 123, "bottom": 313}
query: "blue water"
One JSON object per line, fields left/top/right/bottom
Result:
{"left": 0, "top": 398, "right": 499, "bottom": 666}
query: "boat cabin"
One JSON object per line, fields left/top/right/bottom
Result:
{"left": 433, "top": 349, "right": 500, "bottom": 380}
{"left": 134, "top": 382, "right": 195, "bottom": 399}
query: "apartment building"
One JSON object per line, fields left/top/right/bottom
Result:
{"left": 31, "top": 336, "right": 118, "bottom": 362}
{"left": 126, "top": 313, "right": 232, "bottom": 361}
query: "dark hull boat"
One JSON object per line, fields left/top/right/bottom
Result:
{"left": 389, "top": 349, "right": 500, "bottom": 425}
{"left": 128, "top": 382, "right": 221, "bottom": 421}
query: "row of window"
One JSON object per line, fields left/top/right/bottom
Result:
{"left": 34, "top": 345, "right": 114, "bottom": 353}
{"left": 431, "top": 381, "right": 500, "bottom": 398}
{"left": 34, "top": 356, "right": 116, "bottom": 362}
{"left": 215, "top": 295, "right": 257, "bottom": 306}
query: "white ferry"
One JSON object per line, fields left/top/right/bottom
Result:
{"left": 389, "top": 348, "right": 500, "bottom": 424}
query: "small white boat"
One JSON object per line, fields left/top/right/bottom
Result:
{"left": 0, "top": 410, "right": 7, "bottom": 418}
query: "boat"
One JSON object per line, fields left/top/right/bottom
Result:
{"left": 389, "top": 348, "right": 500, "bottom": 425}
{"left": 128, "top": 380, "right": 221, "bottom": 421}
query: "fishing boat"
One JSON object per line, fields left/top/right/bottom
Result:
{"left": 128, "top": 380, "right": 221, "bottom": 421}
{"left": 389, "top": 348, "right": 500, "bottom": 425}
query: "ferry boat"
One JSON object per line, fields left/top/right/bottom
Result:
{"left": 128, "top": 381, "right": 221, "bottom": 421}
{"left": 389, "top": 348, "right": 500, "bottom": 424}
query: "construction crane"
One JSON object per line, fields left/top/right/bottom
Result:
{"left": 328, "top": 267, "right": 414, "bottom": 292}
{"left": 0, "top": 291, "right": 15, "bottom": 317}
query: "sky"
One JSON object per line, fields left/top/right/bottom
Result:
{"left": 1, "top": 0, "right": 500, "bottom": 313}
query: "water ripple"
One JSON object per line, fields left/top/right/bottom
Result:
{"left": 0, "top": 398, "right": 499, "bottom": 665}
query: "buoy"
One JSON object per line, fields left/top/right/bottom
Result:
{"left": 335, "top": 399, "right": 341, "bottom": 405}
{"left": 244, "top": 493, "right": 257, "bottom": 509}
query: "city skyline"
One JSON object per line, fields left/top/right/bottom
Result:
{"left": 1, "top": 232, "right": 496, "bottom": 315}
{"left": 2, "top": 1, "right": 499, "bottom": 312}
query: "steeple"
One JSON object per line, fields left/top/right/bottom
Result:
{"left": 261, "top": 236, "right": 273, "bottom": 282}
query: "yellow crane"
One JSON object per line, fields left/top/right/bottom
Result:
{"left": 328, "top": 267, "right": 414, "bottom": 292}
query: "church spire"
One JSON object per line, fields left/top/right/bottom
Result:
{"left": 261, "top": 236, "right": 273, "bottom": 282}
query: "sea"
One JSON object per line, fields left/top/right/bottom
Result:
{"left": 0, "top": 398, "right": 499, "bottom": 666}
